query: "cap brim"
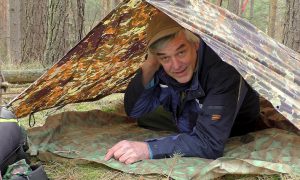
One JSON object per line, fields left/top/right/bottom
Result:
{"left": 147, "top": 27, "right": 182, "bottom": 48}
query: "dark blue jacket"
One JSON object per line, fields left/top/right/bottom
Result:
{"left": 124, "top": 41, "right": 260, "bottom": 159}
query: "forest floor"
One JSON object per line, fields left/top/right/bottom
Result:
{"left": 1, "top": 85, "right": 296, "bottom": 180}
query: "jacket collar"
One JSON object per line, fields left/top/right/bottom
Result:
{"left": 185, "top": 40, "right": 205, "bottom": 100}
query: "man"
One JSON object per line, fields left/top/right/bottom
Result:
{"left": 104, "top": 12, "right": 260, "bottom": 164}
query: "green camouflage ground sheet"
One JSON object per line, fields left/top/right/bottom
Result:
{"left": 27, "top": 110, "right": 300, "bottom": 180}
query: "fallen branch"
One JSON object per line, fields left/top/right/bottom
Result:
{"left": 1, "top": 69, "right": 46, "bottom": 84}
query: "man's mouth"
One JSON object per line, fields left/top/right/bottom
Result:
{"left": 172, "top": 68, "right": 187, "bottom": 76}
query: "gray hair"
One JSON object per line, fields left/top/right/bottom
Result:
{"left": 148, "top": 29, "right": 200, "bottom": 54}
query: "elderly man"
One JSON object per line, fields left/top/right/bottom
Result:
{"left": 105, "top": 12, "right": 260, "bottom": 164}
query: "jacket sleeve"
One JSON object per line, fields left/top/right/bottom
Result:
{"left": 124, "top": 68, "right": 161, "bottom": 118}
{"left": 146, "top": 67, "right": 244, "bottom": 159}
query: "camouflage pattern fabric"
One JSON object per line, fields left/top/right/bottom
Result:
{"left": 7, "top": 0, "right": 300, "bottom": 130}
{"left": 27, "top": 110, "right": 300, "bottom": 179}
{"left": 260, "top": 97, "right": 300, "bottom": 135}
{"left": 2, "top": 159, "right": 31, "bottom": 180}
{"left": 8, "top": 0, "right": 156, "bottom": 118}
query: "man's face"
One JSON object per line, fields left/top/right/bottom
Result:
{"left": 154, "top": 32, "right": 199, "bottom": 84}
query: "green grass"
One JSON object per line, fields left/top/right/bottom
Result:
{"left": 43, "top": 161, "right": 166, "bottom": 179}
{"left": 44, "top": 161, "right": 118, "bottom": 180}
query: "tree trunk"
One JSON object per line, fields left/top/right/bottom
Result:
{"left": 100, "top": 0, "right": 121, "bottom": 19}
{"left": 7, "top": 0, "right": 22, "bottom": 65}
{"left": 283, "top": 0, "right": 300, "bottom": 53}
{"left": 216, "top": 0, "right": 223, "bottom": 6}
{"left": 267, "top": 0, "right": 278, "bottom": 38}
{"left": 111, "top": 0, "right": 122, "bottom": 8}
{"left": 0, "top": 0, "right": 9, "bottom": 61}
{"left": 250, "top": 0, "right": 254, "bottom": 19}
{"left": 100, "top": 1, "right": 107, "bottom": 19}
{"left": 228, "top": 0, "right": 240, "bottom": 15}
{"left": 0, "top": 72, "right": 4, "bottom": 105}
{"left": 43, "top": 0, "right": 69, "bottom": 66}
{"left": 20, "top": 0, "right": 48, "bottom": 64}
{"left": 68, "top": 0, "right": 85, "bottom": 45}
{"left": 239, "top": 0, "right": 244, "bottom": 16}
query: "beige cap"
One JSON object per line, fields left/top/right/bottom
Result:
{"left": 146, "top": 12, "right": 183, "bottom": 47}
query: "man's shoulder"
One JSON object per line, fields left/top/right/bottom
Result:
{"left": 202, "top": 45, "right": 239, "bottom": 77}
{"left": 201, "top": 45, "right": 240, "bottom": 89}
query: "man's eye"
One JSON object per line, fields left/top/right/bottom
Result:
{"left": 177, "top": 51, "right": 186, "bottom": 57}
{"left": 160, "top": 57, "right": 170, "bottom": 63}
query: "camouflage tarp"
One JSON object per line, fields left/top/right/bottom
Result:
{"left": 27, "top": 110, "right": 300, "bottom": 180}
{"left": 7, "top": 0, "right": 300, "bottom": 129}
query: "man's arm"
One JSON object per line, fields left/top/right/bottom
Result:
{"left": 124, "top": 52, "right": 161, "bottom": 118}
{"left": 104, "top": 53, "right": 162, "bottom": 164}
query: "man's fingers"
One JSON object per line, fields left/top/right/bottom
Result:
{"left": 113, "top": 147, "right": 127, "bottom": 160}
{"left": 105, "top": 147, "right": 124, "bottom": 161}
{"left": 104, "top": 142, "right": 123, "bottom": 161}
{"left": 125, "top": 158, "right": 137, "bottom": 165}
{"left": 104, "top": 148, "right": 115, "bottom": 161}
{"left": 104, "top": 140, "right": 149, "bottom": 165}
{"left": 105, "top": 140, "right": 129, "bottom": 161}
{"left": 118, "top": 152, "right": 131, "bottom": 163}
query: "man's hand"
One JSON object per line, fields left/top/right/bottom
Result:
{"left": 141, "top": 51, "right": 160, "bottom": 86}
{"left": 104, "top": 140, "right": 150, "bottom": 164}
{"left": 143, "top": 51, "right": 160, "bottom": 70}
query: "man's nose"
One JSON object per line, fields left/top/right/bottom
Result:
{"left": 172, "top": 58, "right": 181, "bottom": 70}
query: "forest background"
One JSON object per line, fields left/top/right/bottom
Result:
{"left": 0, "top": 0, "right": 300, "bottom": 179}
{"left": 0, "top": 0, "right": 299, "bottom": 69}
